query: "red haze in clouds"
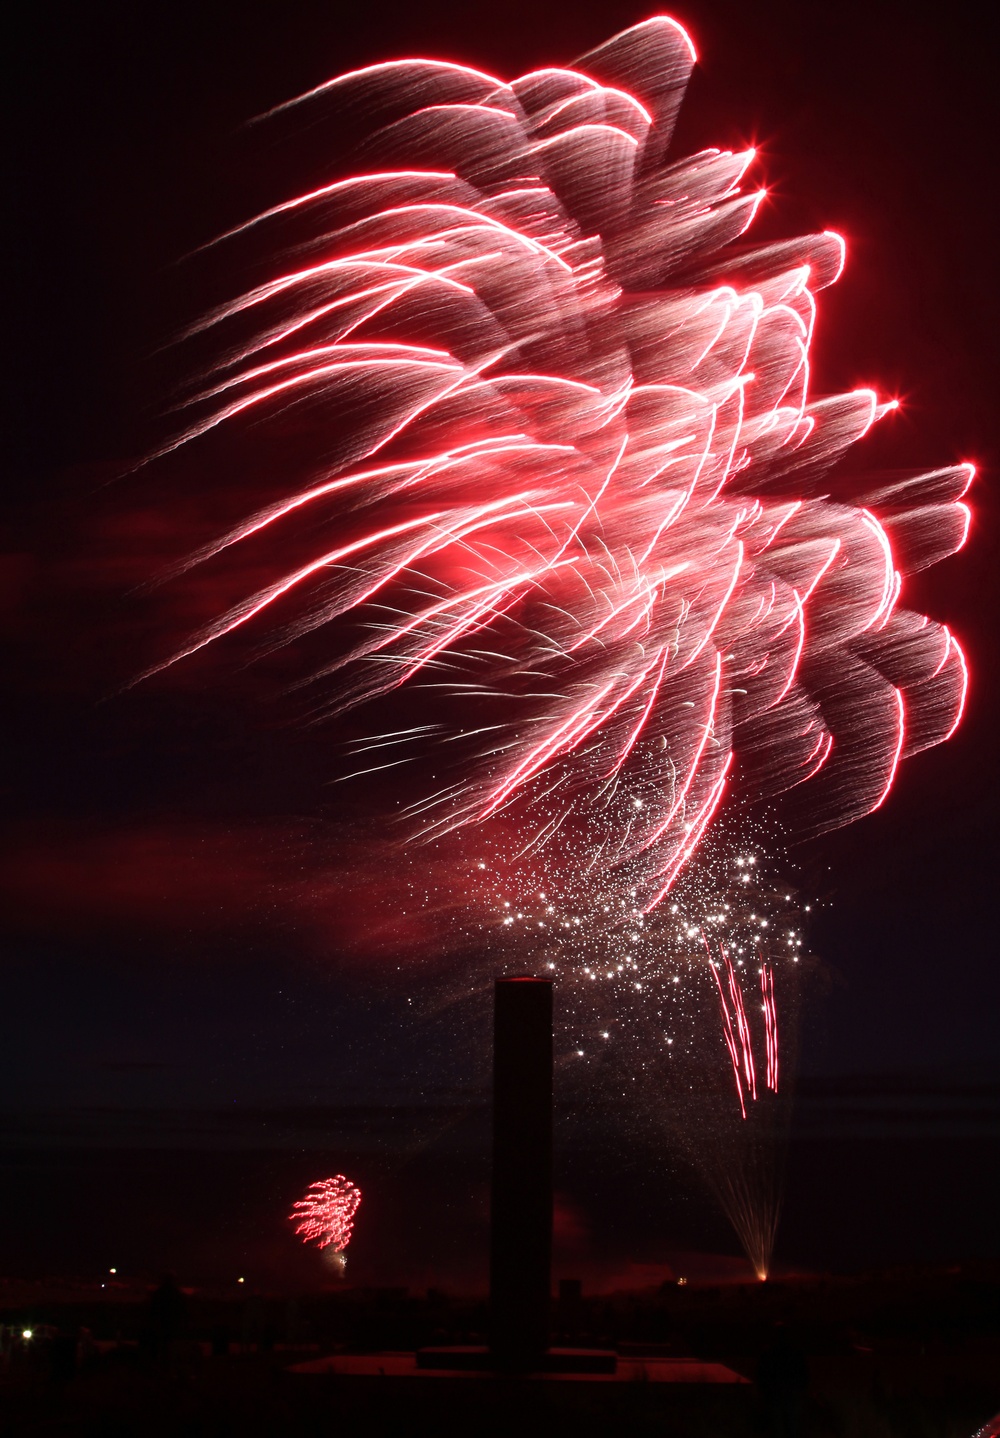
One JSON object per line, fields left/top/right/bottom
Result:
{"left": 0, "top": 818, "right": 494, "bottom": 961}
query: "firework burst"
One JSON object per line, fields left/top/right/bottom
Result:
{"left": 151, "top": 16, "right": 969, "bottom": 913}
{"left": 290, "top": 1175, "right": 362, "bottom": 1255}
{"left": 153, "top": 17, "right": 970, "bottom": 1281}
{"left": 475, "top": 822, "right": 807, "bottom": 1280}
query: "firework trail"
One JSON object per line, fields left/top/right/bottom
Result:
{"left": 151, "top": 16, "right": 970, "bottom": 916}
{"left": 290, "top": 1175, "right": 362, "bottom": 1254}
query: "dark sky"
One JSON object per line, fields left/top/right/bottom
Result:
{"left": 3, "top": 0, "right": 998, "bottom": 1282}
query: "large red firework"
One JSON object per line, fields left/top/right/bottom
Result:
{"left": 156, "top": 17, "right": 970, "bottom": 910}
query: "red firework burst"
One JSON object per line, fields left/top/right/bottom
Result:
{"left": 289, "top": 1175, "right": 362, "bottom": 1252}
{"left": 153, "top": 16, "right": 970, "bottom": 908}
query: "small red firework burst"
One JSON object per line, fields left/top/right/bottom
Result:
{"left": 289, "top": 1175, "right": 362, "bottom": 1252}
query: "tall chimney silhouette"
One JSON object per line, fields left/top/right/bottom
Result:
{"left": 489, "top": 976, "right": 553, "bottom": 1369}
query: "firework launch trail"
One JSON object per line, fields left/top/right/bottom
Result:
{"left": 155, "top": 16, "right": 970, "bottom": 916}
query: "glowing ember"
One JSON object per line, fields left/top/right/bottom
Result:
{"left": 151, "top": 15, "right": 969, "bottom": 910}
{"left": 290, "top": 1176, "right": 362, "bottom": 1253}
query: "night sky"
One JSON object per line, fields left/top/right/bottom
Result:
{"left": 4, "top": 0, "right": 998, "bottom": 1287}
